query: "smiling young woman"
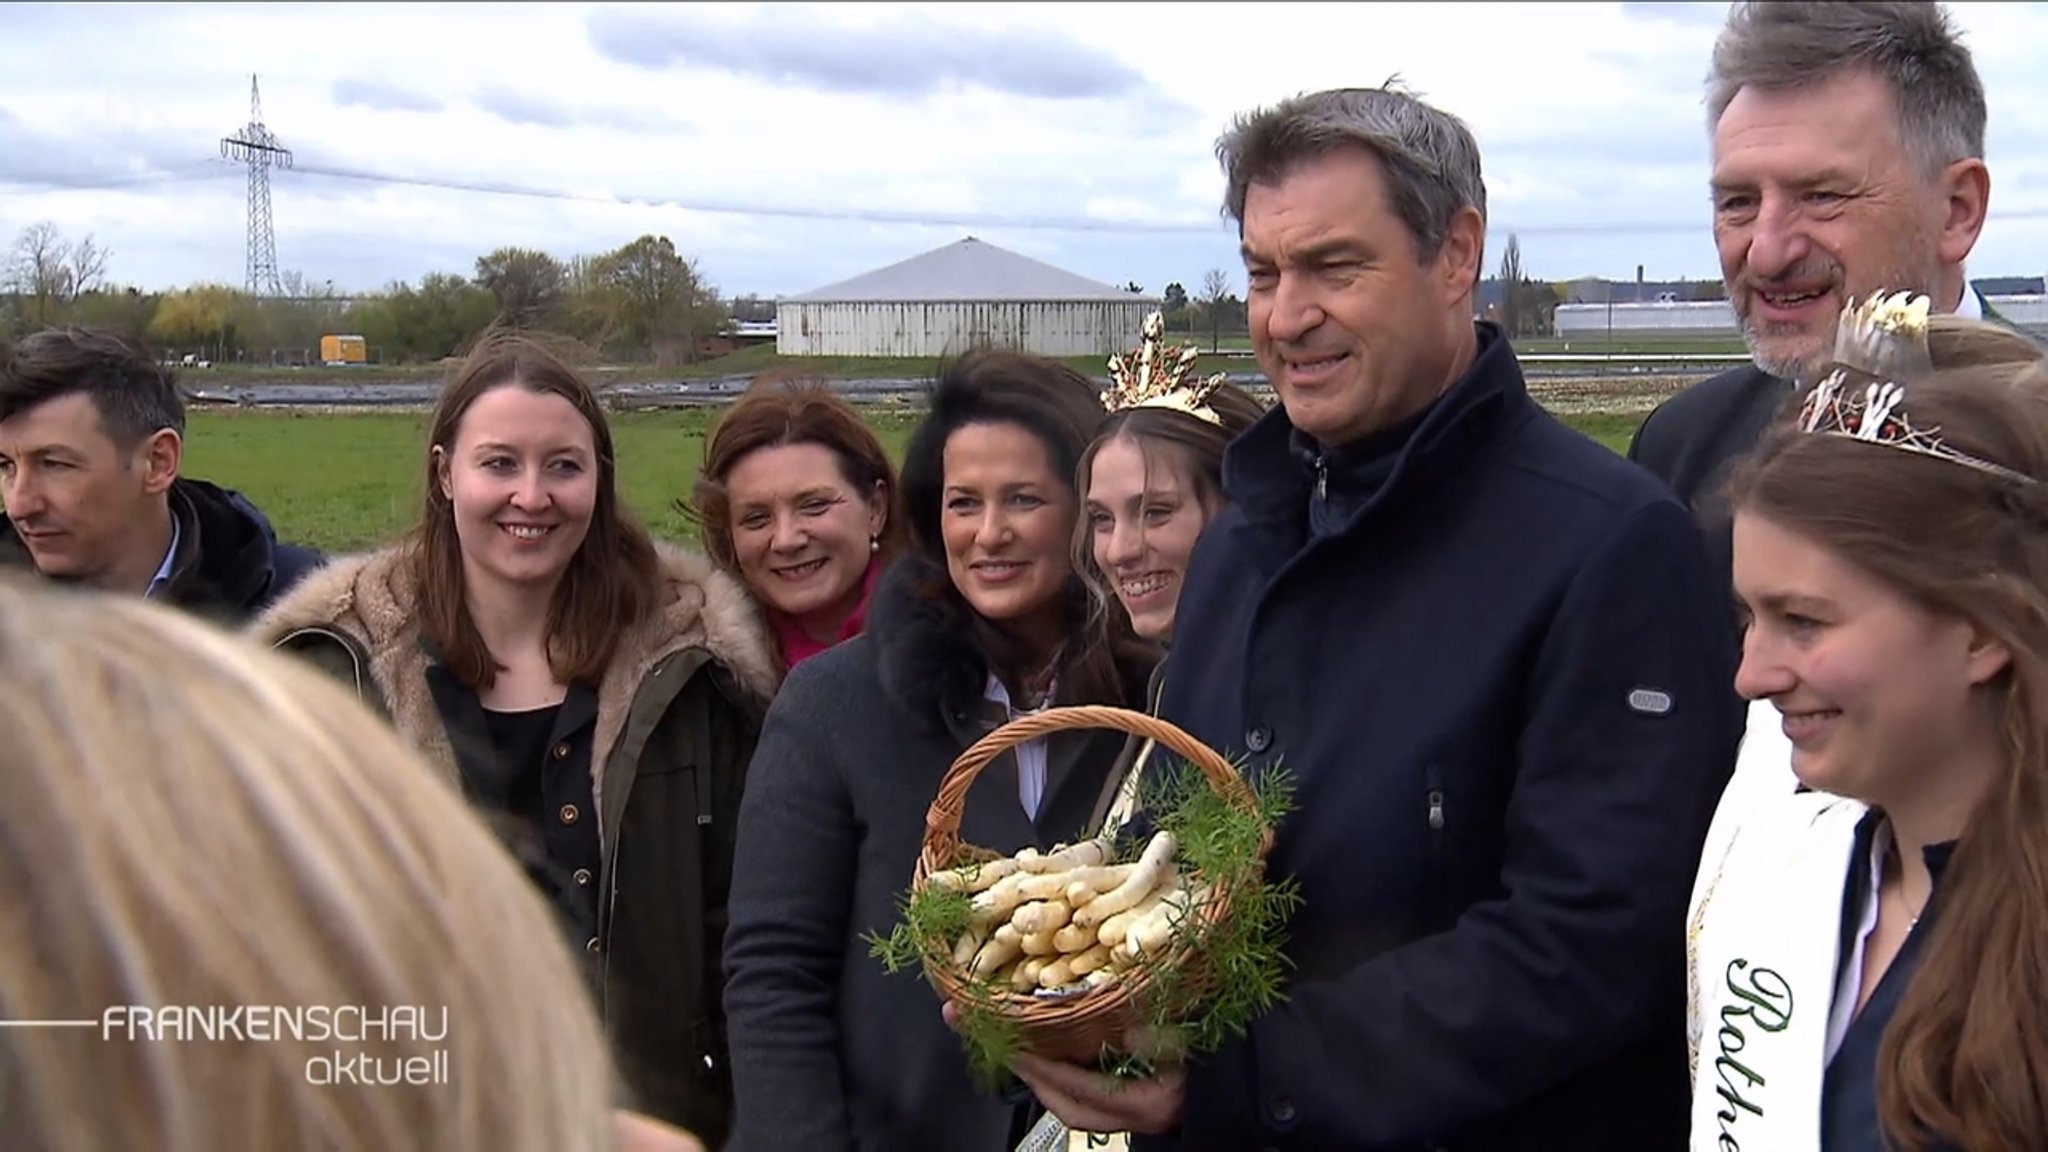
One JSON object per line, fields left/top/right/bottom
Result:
{"left": 1072, "top": 383, "right": 1264, "bottom": 840}
{"left": 1690, "top": 313, "right": 2048, "bottom": 1152}
{"left": 251, "top": 328, "right": 782, "bottom": 1149}
{"left": 1076, "top": 384, "right": 1264, "bottom": 645}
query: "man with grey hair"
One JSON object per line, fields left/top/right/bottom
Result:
{"left": 1004, "top": 83, "right": 1742, "bottom": 1151}
{"left": 1630, "top": 0, "right": 1994, "bottom": 587}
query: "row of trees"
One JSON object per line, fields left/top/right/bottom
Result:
{"left": 1, "top": 224, "right": 729, "bottom": 368}
{"left": 3, "top": 222, "right": 1684, "bottom": 363}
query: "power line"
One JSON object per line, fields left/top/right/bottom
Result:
{"left": 261, "top": 161, "right": 2048, "bottom": 236}
{"left": 281, "top": 160, "right": 1236, "bottom": 235}
{"left": 0, "top": 165, "right": 234, "bottom": 198}
{"left": 12, "top": 152, "right": 2048, "bottom": 239}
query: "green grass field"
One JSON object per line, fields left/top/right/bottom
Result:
{"left": 192, "top": 333, "right": 1749, "bottom": 389}
{"left": 182, "top": 405, "right": 1647, "bottom": 555}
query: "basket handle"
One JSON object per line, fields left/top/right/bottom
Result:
{"left": 922, "top": 704, "right": 1253, "bottom": 849}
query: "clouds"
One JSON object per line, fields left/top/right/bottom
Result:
{"left": 585, "top": 3, "right": 1152, "bottom": 103}
{"left": 1, "top": 1, "right": 2045, "bottom": 300}
{"left": 330, "top": 78, "right": 441, "bottom": 115}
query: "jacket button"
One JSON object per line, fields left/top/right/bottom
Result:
{"left": 1267, "top": 1093, "right": 1297, "bottom": 1124}
{"left": 1245, "top": 725, "right": 1272, "bottom": 753}
{"left": 551, "top": 742, "right": 571, "bottom": 760}
{"left": 559, "top": 804, "right": 580, "bottom": 825}
{"left": 573, "top": 868, "right": 593, "bottom": 886}
{"left": 584, "top": 936, "right": 601, "bottom": 953}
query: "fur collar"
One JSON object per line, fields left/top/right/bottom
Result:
{"left": 866, "top": 554, "right": 1152, "bottom": 728}
{"left": 249, "top": 541, "right": 781, "bottom": 812}
{"left": 867, "top": 554, "right": 986, "bottom": 728}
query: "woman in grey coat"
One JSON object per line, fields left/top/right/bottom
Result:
{"left": 720, "top": 350, "right": 1157, "bottom": 1152}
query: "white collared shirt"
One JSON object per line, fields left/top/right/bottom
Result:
{"left": 983, "top": 673, "right": 1049, "bottom": 819}
{"left": 1825, "top": 820, "right": 1897, "bottom": 1062}
{"left": 1955, "top": 277, "right": 1984, "bottom": 319}
{"left": 144, "top": 514, "right": 182, "bottom": 600}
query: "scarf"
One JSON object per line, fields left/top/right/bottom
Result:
{"left": 770, "top": 555, "right": 881, "bottom": 670}
{"left": 1689, "top": 785, "right": 1867, "bottom": 1152}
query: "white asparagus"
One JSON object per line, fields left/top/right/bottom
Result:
{"left": 1018, "top": 837, "right": 1114, "bottom": 874}
{"left": 927, "top": 855, "right": 1023, "bottom": 895}
{"left": 951, "top": 926, "right": 988, "bottom": 968}
{"left": 1061, "top": 863, "right": 1143, "bottom": 907}
{"left": 972, "top": 923, "right": 1024, "bottom": 978}
{"left": 973, "top": 860, "right": 1133, "bottom": 918}
{"left": 1051, "top": 922, "right": 1097, "bottom": 954}
{"left": 1013, "top": 872, "right": 1077, "bottom": 902}
{"left": 1094, "top": 892, "right": 1166, "bottom": 949}
{"left": 1073, "top": 831, "right": 1179, "bottom": 929}
{"left": 1121, "top": 888, "right": 1199, "bottom": 961}
{"left": 1038, "top": 955, "right": 1081, "bottom": 988}
{"left": 969, "top": 872, "right": 1039, "bottom": 925}
{"left": 1012, "top": 956, "right": 1048, "bottom": 992}
{"left": 1010, "top": 898, "right": 1072, "bottom": 936}
{"left": 1066, "top": 943, "right": 1115, "bottom": 977}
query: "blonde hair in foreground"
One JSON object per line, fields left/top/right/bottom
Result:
{"left": 0, "top": 575, "right": 619, "bottom": 1151}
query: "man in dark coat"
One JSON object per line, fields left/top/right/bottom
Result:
{"left": 1007, "top": 84, "right": 1745, "bottom": 1151}
{"left": 1629, "top": 1, "right": 1996, "bottom": 591}
{"left": 0, "top": 327, "right": 319, "bottom": 622}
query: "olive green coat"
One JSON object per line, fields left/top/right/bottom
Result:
{"left": 249, "top": 541, "right": 781, "bottom": 1147}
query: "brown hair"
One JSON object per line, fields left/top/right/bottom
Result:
{"left": 411, "top": 327, "right": 663, "bottom": 691}
{"left": 1707, "top": 1, "right": 1985, "bottom": 181}
{"left": 681, "top": 373, "right": 907, "bottom": 571}
{"left": 899, "top": 348, "right": 1147, "bottom": 706}
{"left": 1728, "top": 316, "right": 2048, "bottom": 1151}
{"left": 1072, "top": 385, "right": 1266, "bottom": 632}
{"left": 0, "top": 326, "right": 184, "bottom": 447}
{"left": 1215, "top": 82, "right": 1487, "bottom": 266}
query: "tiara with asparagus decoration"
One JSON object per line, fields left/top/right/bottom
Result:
{"left": 1795, "top": 290, "right": 2034, "bottom": 485}
{"left": 1101, "top": 310, "right": 1226, "bottom": 427}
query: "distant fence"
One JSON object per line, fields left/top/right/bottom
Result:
{"left": 1557, "top": 295, "right": 2048, "bottom": 338}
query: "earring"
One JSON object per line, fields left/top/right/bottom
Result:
{"left": 869, "top": 535, "right": 880, "bottom": 554}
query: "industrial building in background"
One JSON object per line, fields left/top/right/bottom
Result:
{"left": 221, "top": 74, "right": 291, "bottom": 298}
{"left": 1554, "top": 276, "right": 2048, "bottom": 340}
{"left": 775, "top": 236, "right": 1155, "bottom": 358}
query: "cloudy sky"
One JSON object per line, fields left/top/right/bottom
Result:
{"left": 4, "top": 1, "right": 2047, "bottom": 302}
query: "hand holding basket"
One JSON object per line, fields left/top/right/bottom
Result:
{"left": 883, "top": 704, "right": 1288, "bottom": 1072}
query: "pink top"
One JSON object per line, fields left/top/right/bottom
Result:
{"left": 771, "top": 557, "right": 883, "bottom": 670}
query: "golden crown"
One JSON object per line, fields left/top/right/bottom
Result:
{"left": 1100, "top": 310, "right": 1227, "bottom": 427}
{"left": 1795, "top": 290, "right": 2033, "bottom": 485}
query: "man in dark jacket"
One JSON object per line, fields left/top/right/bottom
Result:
{"left": 1007, "top": 84, "right": 1745, "bottom": 1151}
{"left": 0, "top": 327, "right": 319, "bottom": 622}
{"left": 1629, "top": 1, "right": 1994, "bottom": 590}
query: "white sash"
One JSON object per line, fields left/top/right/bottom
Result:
{"left": 1688, "top": 784, "right": 1865, "bottom": 1152}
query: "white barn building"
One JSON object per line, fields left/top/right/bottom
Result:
{"left": 1553, "top": 300, "right": 1740, "bottom": 338}
{"left": 776, "top": 237, "right": 1157, "bottom": 358}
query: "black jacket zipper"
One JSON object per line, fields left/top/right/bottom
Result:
{"left": 1425, "top": 764, "right": 1449, "bottom": 926}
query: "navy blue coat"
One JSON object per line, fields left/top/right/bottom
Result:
{"left": 1137, "top": 324, "right": 1744, "bottom": 1151}
{"left": 0, "top": 475, "right": 320, "bottom": 622}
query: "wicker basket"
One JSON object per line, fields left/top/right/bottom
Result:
{"left": 912, "top": 704, "right": 1274, "bottom": 1065}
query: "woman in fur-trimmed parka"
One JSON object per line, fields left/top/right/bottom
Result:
{"left": 250, "top": 332, "right": 779, "bottom": 1150}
